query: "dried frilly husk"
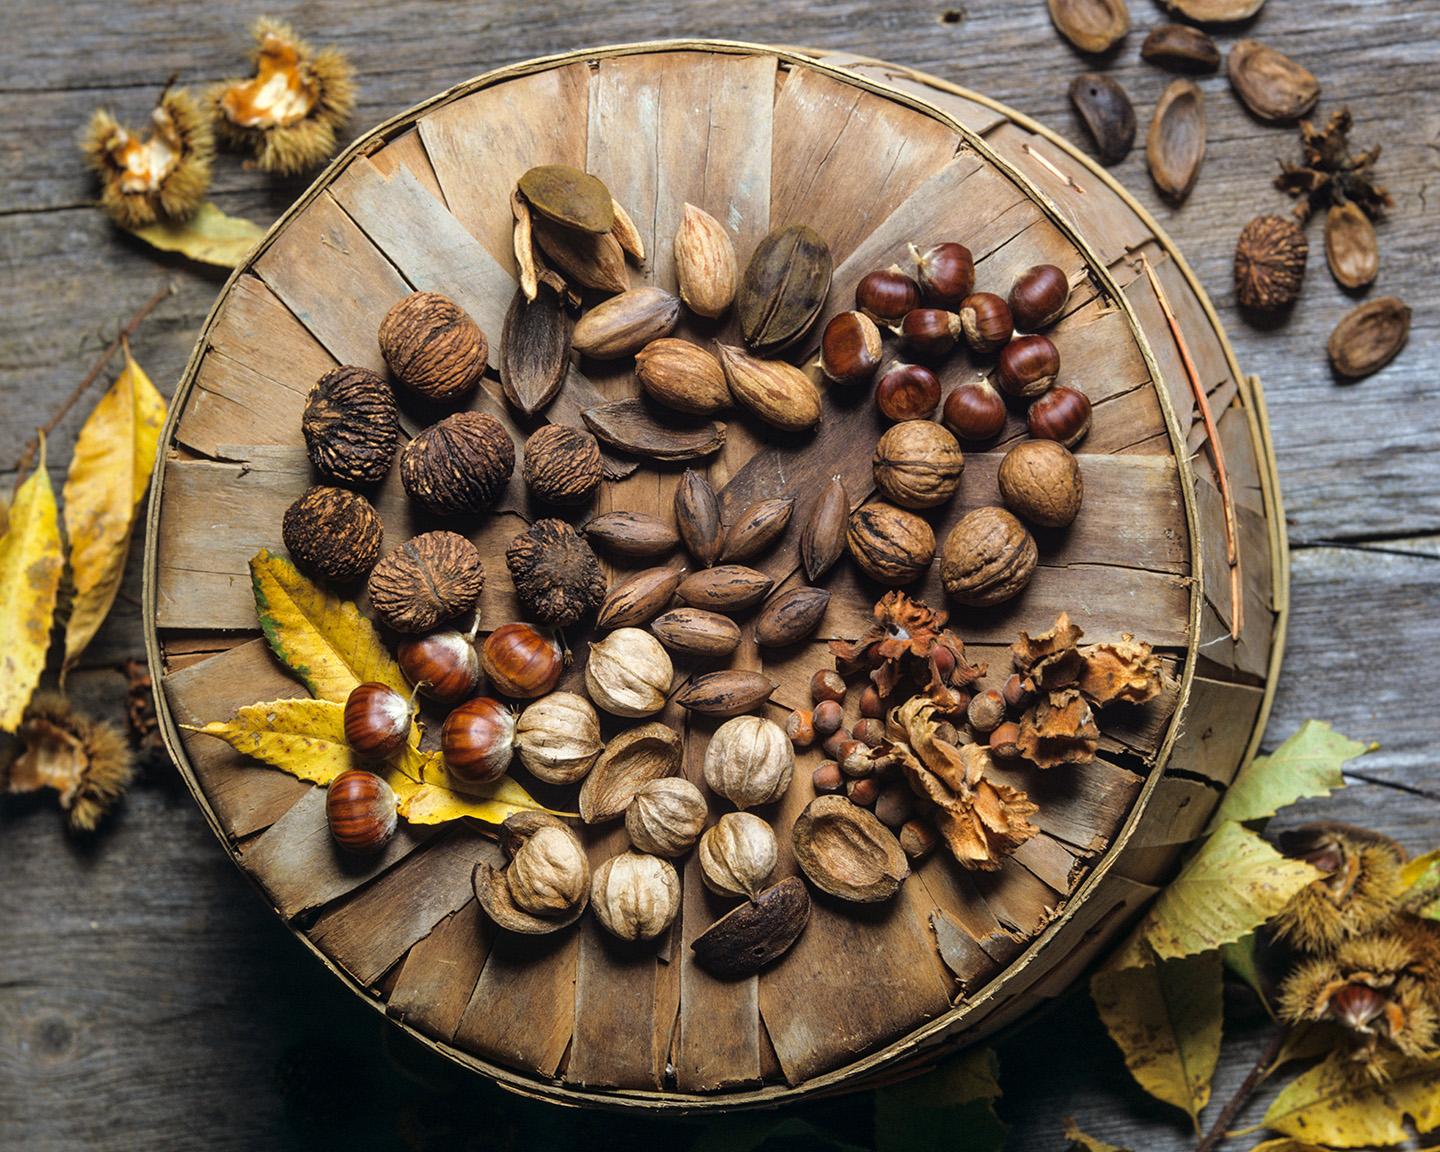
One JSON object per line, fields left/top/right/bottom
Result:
{"left": 515, "top": 692, "right": 603, "bottom": 785}
{"left": 590, "top": 851, "right": 682, "bottom": 941}
{"left": 702, "top": 715, "right": 794, "bottom": 809}
{"left": 579, "top": 722, "right": 683, "bottom": 824}
{"left": 792, "top": 795, "right": 909, "bottom": 903}
{"left": 472, "top": 813, "right": 588, "bottom": 934}
{"left": 1011, "top": 611, "right": 1085, "bottom": 695}
{"left": 210, "top": 18, "right": 356, "bottom": 175}
{"left": 698, "top": 811, "right": 778, "bottom": 900}
{"left": 3, "top": 693, "right": 134, "bottom": 832}
{"left": 1270, "top": 823, "right": 1406, "bottom": 952}
{"left": 626, "top": 777, "right": 708, "bottom": 857}
{"left": 831, "top": 590, "right": 984, "bottom": 704}
{"left": 1016, "top": 688, "right": 1100, "bottom": 769}
{"left": 1075, "top": 636, "right": 1164, "bottom": 706}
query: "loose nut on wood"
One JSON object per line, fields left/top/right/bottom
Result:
{"left": 635, "top": 338, "right": 730, "bottom": 416}
{"left": 1141, "top": 24, "right": 1221, "bottom": 72}
{"left": 579, "top": 722, "right": 683, "bottom": 823}
{"left": 597, "top": 566, "right": 683, "bottom": 630}
{"left": 591, "top": 851, "right": 682, "bottom": 941}
{"left": 517, "top": 165, "right": 614, "bottom": 233}
{"left": 626, "top": 776, "right": 708, "bottom": 857}
{"left": 676, "top": 565, "right": 774, "bottom": 612}
{"left": 1227, "top": 38, "right": 1319, "bottom": 123}
{"left": 939, "top": 507, "right": 1038, "bottom": 607}
{"left": 1234, "top": 215, "right": 1308, "bottom": 311}
{"left": 301, "top": 365, "right": 399, "bottom": 486}
{"left": 997, "top": 440, "right": 1084, "bottom": 528}
{"left": 675, "top": 469, "right": 724, "bottom": 568}
{"left": 1325, "top": 203, "right": 1379, "bottom": 290}
{"left": 1147, "top": 78, "right": 1206, "bottom": 203}
{"left": 368, "top": 531, "right": 485, "bottom": 633}
{"left": 736, "top": 224, "right": 832, "bottom": 355}
{"left": 506, "top": 519, "right": 606, "bottom": 627}
{"left": 847, "top": 503, "right": 936, "bottom": 586}
{"left": 872, "top": 421, "right": 965, "bottom": 510}
{"left": 1328, "top": 297, "right": 1410, "bottom": 380}
{"left": 585, "top": 628, "right": 674, "bottom": 718}
{"left": 698, "top": 811, "right": 778, "bottom": 900}
{"left": 801, "top": 476, "right": 850, "bottom": 583}
{"left": 522, "top": 424, "right": 602, "bottom": 506}
{"left": 584, "top": 511, "right": 680, "bottom": 559}
{"left": 720, "top": 497, "right": 795, "bottom": 564}
{"left": 515, "top": 692, "right": 603, "bottom": 785}
{"left": 571, "top": 286, "right": 681, "bottom": 359}
{"left": 677, "top": 671, "right": 778, "bottom": 719}
{"left": 675, "top": 203, "right": 738, "bottom": 319}
{"left": 791, "top": 794, "right": 909, "bottom": 903}
{"left": 649, "top": 607, "right": 743, "bottom": 659}
{"left": 473, "top": 813, "right": 589, "bottom": 935}
{"left": 716, "top": 344, "right": 823, "bottom": 432}
{"left": 282, "top": 486, "right": 383, "bottom": 583}
{"left": 691, "top": 876, "right": 811, "bottom": 978}
{"left": 702, "top": 714, "right": 793, "bottom": 805}
{"left": 1047, "top": 0, "right": 1130, "bottom": 55}
{"left": 400, "top": 411, "right": 515, "bottom": 517}
{"left": 1069, "top": 73, "right": 1136, "bottom": 166}
{"left": 754, "top": 587, "right": 831, "bottom": 647}
{"left": 379, "top": 292, "right": 488, "bottom": 402}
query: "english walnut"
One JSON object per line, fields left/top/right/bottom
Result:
{"left": 506, "top": 519, "right": 605, "bottom": 626}
{"left": 997, "top": 439, "right": 1083, "bottom": 528}
{"left": 281, "top": 485, "right": 383, "bottom": 583}
{"left": 368, "top": 530, "right": 485, "bottom": 633}
{"left": 522, "top": 424, "right": 603, "bottom": 505}
{"left": 872, "top": 420, "right": 965, "bottom": 509}
{"left": 379, "top": 291, "right": 487, "bottom": 402}
{"left": 939, "top": 506, "right": 1037, "bottom": 606}
{"left": 1234, "top": 215, "right": 1308, "bottom": 311}
{"left": 400, "top": 411, "right": 515, "bottom": 516}
{"left": 301, "top": 365, "right": 399, "bottom": 485}
{"left": 846, "top": 503, "right": 936, "bottom": 586}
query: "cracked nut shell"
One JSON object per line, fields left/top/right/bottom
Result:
{"left": 368, "top": 531, "right": 485, "bottom": 633}
{"left": 506, "top": 519, "right": 606, "bottom": 627}
{"left": 282, "top": 486, "right": 384, "bottom": 583}
{"left": 379, "top": 291, "right": 487, "bottom": 402}
{"left": 302, "top": 365, "right": 399, "bottom": 485}
{"left": 400, "top": 411, "right": 515, "bottom": 516}
{"left": 522, "top": 424, "right": 602, "bottom": 505}
{"left": 691, "top": 876, "right": 810, "bottom": 978}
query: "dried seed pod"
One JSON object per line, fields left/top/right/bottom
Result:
{"left": 691, "top": 876, "right": 811, "bottom": 978}
{"left": 715, "top": 344, "right": 823, "bottom": 432}
{"left": 84, "top": 84, "right": 213, "bottom": 229}
{"left": 649, "top": 608, "right": 742, "bottom": 658}
{"left": 1161, "top": 0, "right": 1265, "bottom": 20}
{"left": 720, "top": 497, "right": 795, "bottom": 563}
{"left": 675, "top": 469, "right": 723, "bottom": 568}
{"left": 585, "top": 628, "right": 674, "bottom": 717}
{"left": 282, "top": 486, "right": 383, "bottom": 583}
{"left": 1325, "top": 202, "right": 1379, "bottom": 290}
{"left": 736, "top": 224, "right": 832, "bottom": 354}
{"left": 579, "top": 722, "right": 683, "bottom": 824}
{"left": 609, "top": 197, "right": 645, "bottom": 261}
{"left": 571, "top": 286, "right": 681, "bottom": 359}
{"left": 400, "top": 412, "right": 515, "bottom": 516}
{"left": 820, "top": 311, "right": 884, "bottom": 384}
{"left": 792, "top": 794, "right": 909, "bottom": 902}
{"left": 506, "top": 519, "right": 606, "bottom": 627}
{"left": 532, "top": 217, "right": 630, "bottom": 295}
{"left": 801, "top": 476, "right": 849, "bottom": 583}
{"left": 847, "top": 503, "right": 936, "bottom": 586}
{"left": 379, "top": 292, "right": 487, "bottom": 402}
{"left": 582, "top": 399, "right": 726, "bottom": 461}
{"left": 698, "top": 811, "right": 778, "bottom": 900}
{"left": 703, "top": 714, "right": 794, "bottom": 807}
{"left": 676, "top": 565, "right": 774, "bottom": 612}
{"left": 939, "top": 507, "right": 1037, "bottom": 607}
{"left": 1234, "top": 215, "right": 1309, "bottom": 311}
{"left": 368, "top": 531, "right": 485, "bottom": 633}
{"left": 1148, "top": 78, "right": 1206, "bottom": 203}
{"left": 754, "top": 587, "right": 831, "bottom": 647}
{"left": 1328, "top": 297, "right": 1411, "bottom": 380}
{"left": 1228, "top": 39, "right": 1319, "bottom": 123}
{"left": 596, "top": 566, "right": 683, "bottom": 630}
{"left": 590, "top": 851, "right": 682, "bottom": 941}
{"left": 499, "top": 283, "right": 569, "bottom": 417}
{"left": 998, "top": 440, "right": 1084, "bottom": 528}
{"left": 675, "top": 671, "right": 777, "bottom": 718}
{"left": 1047, "top": 0, "right": 1130, "bottom": 54}
{"left": 302, "top": 366, "right": 399, "bottom": 486}
{"left": 626, "top": 777, "right": 708, "bottom": 857}
{"left": 584, "top": 511, "right": 680, "bottom": 559}
{"left": 473, "top": 813, "right": 589, "bottom": 934}
{"left": 675, "top": 203, "right": 738, "bottom": 319}
{"left": 873, "top": 421, "right": 965, "bottom": 510}
{"left": 517, "top": 165, "right": 614, "bottom": 234}
{"left": 635, "top": 338, "right": 730, "bottom": 416}
{"left": 515, "top": 692, "right": 604, "bottom": 784}
{"left": 1141, "top": 24, "right": 1222, "bottom": 72}
{"left": 522, "top": 424, "right": 603, "bottom": 506}
{"left": 1069, "top": 73, "right": 1136, "bottom": 166}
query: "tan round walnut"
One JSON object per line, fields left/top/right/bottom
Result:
{"left": 872, "top": 421, "right": 965, "bottom": 509}
{"left": 379, "top": 291, "right": 487, "bottom": 401}
{"left": 939, "top": 506, "right": 1038, "bottom": 606}
{"left": 997, "top": 440, "right": 1084, "bottom": 528}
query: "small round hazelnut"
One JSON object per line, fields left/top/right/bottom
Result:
{"left": 368, "top": 531, "right": 485, "bottom": 633}
{"left": 812, "top": 699, "right": 843, "bottom": 737}
{"left": 967, "top": 688, "right": 1007, "bottom": 734}
{"left": 786, "top": 708, "right": 816, "bottom": 747}
{"left": 810, "top": 668, "right": 847, "bottom": 704}
{"left": 813, "top": 760, "right": 844, "bottom": 794}
{"left": 302, "top": 366, "right": 399, "bottom": 486}
{"left": 1008, "top": 264, "right": 1069, "bottom": 331}
{"left": 506, "top": 519, "right": 606, "bottom": 627}
{"left": 379, "top": 291, "right": 487, "bottom": 401}
{"left": 282, "top": 486, "right": 383, "bottom": 583}
{"left": 400, "top": 412, "right": 515, "bottom": 516}
{"left": 998, "top": 440, "right": 1084, "bottom": 528}
{"left": 522, "top": 424, "right": 602, "bottom": 505}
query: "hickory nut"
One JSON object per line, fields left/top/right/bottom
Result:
{"left": 515, "top": 692, "right": 604, "bottom": 785}
{"left": 585, "top": 628, "right": 673, "bottom": 718}
{"left": 590, "top": 851, "right": 682, "bottom": 941}
{"left": 626, "top": 777, "right": 708, "bottom": 857}
{"left": 703, "top": 715, "right": 794, "bottom": 809}
{"left": 698, "top": 811, "right": 778, "bottom": 900}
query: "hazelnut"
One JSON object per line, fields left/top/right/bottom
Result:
{"left": 875, "top": 363, "right": 942, "bottom": 422}
{"left": 1008, "top": 264, "right": 1069, "bottom": 331}
{"left": 282, "top": 486, "right": 383, "bottom": 583}
{"left": 847, "top": 503, "right": 936, "bottom": 585}
{"left": 590, "top": 851, "right": 682, "bottom": 941}
{"left": 400, "top": 411, "right": 515, "bottom": 516}
{"left": 873, "top": 421, "right": 965, "bottom": 509}
{"left": 379, "top": 291, "right": 487, "bottom": 401}
{"left": 967, "top": 688, "right": 1007, "bottom": 733}
{"left": 301, "top": 365, "right": 399, "bottom": 486}
{"left": 998, "top": 440, "right": 1084, "bottom": 528}
{"left": 1234, "top": 215, "right": 1308, "bottom": 311}
{"left": 996, "top": 334, "right": 1061, "bottom": 399}
{"left": 812, "top": 699, "right": 843, "bottom": 737}
{"left": 810, "top": 668, "right": 847, "bottom": 704}
{"left": 368, "top": 531, "right": 485, "bottom": 633}
{"left": 939, "top": 507, "right": 1037, "bottom": 607}
{"left": 813, "top": 760, "right": 844, "bottom": 794}
{"left": 522, "top": 424, "right": 602, "bottom": 505}
{"left": 958, "top": 292, "right": 1013, "bottom": 354}
{"left": 1028, "top": 386, "right": 1092, "bottom": 447}
{"left": 506, "top": 519, "right": 606, "bottom": 627}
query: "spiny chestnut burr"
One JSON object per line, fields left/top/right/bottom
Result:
{"left": 996, "top": 334, "right": 1061, "bottom": 399}
{"left": 820, "top": 310, "right": 883, "bottom": 384}
{"left": 441, "top": 696, "right": 516, "bottom": 783}
{"left": 1008, "top": 264, "right": 1069, "bottom": 331}
{"left": 875, "top": 363, "right": 942, "bottom": 422}
{"left": 1028, "top": 385, "right": 1092, "bottom": 447}
{"left": 958, "top": 292, "right": 1013, "bottom": 354}
{"left": 899, "top": 309, "right": 963, "bottom": 360}
{"left": 943, "top": 380, "right": 1008, "bottom": 441}
{"left": 398, "top": 626, "right": 480, "bottom": 708}
{"left": 481, "top": 622, "right": 564, "bottom": 699}
{"left": 326, "top": 768, "right": 398, "bottom": 856}
{"left": 910, "top": 241, "right": 974, "bottom": 308}
{"left": 855, "top": 268, "right": 922, "bottom": 325}
{"left": 343, "top": 682, "right": 413, "bottom": 758}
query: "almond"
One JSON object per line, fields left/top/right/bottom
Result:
{"left": 675, "top": 203, "right": 738, "bottom": 319}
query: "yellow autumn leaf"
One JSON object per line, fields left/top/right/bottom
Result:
{"left": 1246, "top": 1141, "right": 1335, "bottom": 1152}
{"left": 1400, "top": 848, "right": 1440, "bottom": 920}
{"left": 127, "top": 201, "right": 265, "bottom": 267}
{"left": 187, "top": 697, "right": 369, "bottom": 785}
{"left": 398, "top": 781, "right": 544, "bottom": 826}
{"left": 250, "top": 549, "right": 409, "bottom": 703}
{"left": 61, "top": 345, "right": 166, "bottom": 674}
{"left": 0, "top": 436, "right": 65, "bottom": 732}
{"left": 1262, "top": 1050, "right": 1440, "bottom": 1146}
{"left": 1062, "top": 1118, "right": 1132, "bottom": 1152}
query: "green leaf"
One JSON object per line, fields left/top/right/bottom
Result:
{"left": 1206, "top": 722, "right": 1369, "bottom": 833}
{"left": 1061, "top": 1118, "right": 1132, "bottom": 1152}
{"left": 875, "top": 1048, "right": 1007, "bottom": 1152}
{"left": 1263, "top": 1050, "right": 1440, "bottom": 1146}
{"left": 1399, "top": 848, "right": 1440, "bottom": 920}
{"left": 1091, "top": 948, "right": 1223, "bottom": 1131}
{"left": 126, "top": 201, "right": 265, "bottom": 267}
{"left": 1142, "top": 823, "right": 1322, "bottom": 960}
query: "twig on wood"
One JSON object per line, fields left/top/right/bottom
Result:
{"left": 8, "top": 281, "right": 175, "bottom": 498}
{"left": 1022, "top": 142, "right": 1086, "bottom": 194}
{"left": 1140, "top": 255, "right": 1243, "bottom": 641}
{"left": 1194, "top": 1024, "right": 1289, "bottom": 1152}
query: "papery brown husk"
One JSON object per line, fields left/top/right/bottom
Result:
{"left": 1076, "top": 636, "right": 1164, "bottom": 706}
{"left": 1017, "top": 688, "right": 1100, "bottom": 768}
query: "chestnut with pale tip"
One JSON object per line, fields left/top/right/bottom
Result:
{"left": 996, "top": 334, "right": 1061, "bottom": 399}
{"left": 441, "top": 697, "right": 517, "bottom": 784}
{"left": 1007, "top": 264, "right": 1069, "bottom": 331}
{"left": 819, "top": 310, "right": 883, "bottom": 384}
{"left": 942, "top": 379, "right": 1008, "bottom": 442}
{"left": 343, "top": 682, "right": 413, "bottom": 759}
{"left": 481, "top": 622, "right": 564, "bottom": 700}
{"left": 957, "top": 292, "right": 1013, "bottom": 354}
{"left": 326, "top": 768, "right": 398, "bottom": 856}
{"left": 899, "top": 309, "right": 963, "bottom": 360}
{"left": 909, "top": 241, "right": 974, "bottom": 308}
{"left": 398, "top": 624, "right": 480, "bottom": 708}
{"left": 1028, "top": 385, "right": 1092, "bottom": 447}
{"left": 875, "top": 363, "right": 942, "bottom": 422}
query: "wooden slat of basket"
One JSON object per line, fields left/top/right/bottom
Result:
{"left": 970, "top": 858, "right": 1063, "bottom": 939}
{"left": 986, "top": 756, "right": 1144, "bottom": 854}
{"left": 1217, "top": 405, "right": 1265, "bottom": 513}
{"left": 570, "top": 927, "right": 664, "bottom": 1090}
{"left": 1094, "top": 669, "right": 1184, "bottom": 766}
{"left": 1148, "top": 251, "right": 1234, "bottom": 410}
{"left": 1010, "top": 834, "right": 1086, "bottom": 894}
{"left": 179, "top": 351, "right": 313, "bottom": 461}
{"left": 206, "top": 274, "right": 338, "bottom": 380}
{"left": 306, "top": 831, "right": 486, "bottom": 986}
{"left": 1088, "top": 387, "right": 1172, "bottom": 456}
{"left": 387, "top": 900, "right": 493, "bottom": 1043}
{"left": 915, "top": 857, "right": 1026, "bottom": 967}
{"left": 366, "top": 129, "right": 447, "bottom": 205}
{"left": 930, "top": 911, "right": 1004, "bottom": 990}
{"left": 453, "top": 929, "right": 578, "bottom": 1078}
{"left": 819, "top": 59, "right": 1011, "bottom": 137}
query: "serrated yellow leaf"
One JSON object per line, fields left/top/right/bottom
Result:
{"left": 127, "top": 201, "right": 264, "bottom": 267}
{"left": 61, "top": 346, "right": 166, "bottom": 673}
{"left": 1206, "top": 721, "right": 1369, "bottom": 833}
{"left": 1263, "top": 1050, "right": 1440, "bottom": 1146}
{"left": 398, "top": 781, "right": 539, "bottom": 826}
{"left": 0, "top": 436, "right": 64, "bottom": 732}
{"left": 249, "top": 549, "right": 408, "bottom": 703}
{"left": 1400, "top": 849, "right": 1440, "bottom": 920}
{"left": 1142, "top": 823, "right": 1322, "bottom": 960}
{"left": 188, "top": 697, "right": 369, "bottom": 785}
{"left": 1091, "top": 949, "right": 1223, "bottom": 1131}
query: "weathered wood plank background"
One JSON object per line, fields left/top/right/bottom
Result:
{"left": 2, "top": 2, "right": 1437, "bottom": 1149}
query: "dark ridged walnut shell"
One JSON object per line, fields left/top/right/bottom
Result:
{"left": 368, "top": 531, "right": 485, "bottom": 633}
{"left": 846, "top": 503, "right": 936, "bottom": 586}
{"left": 506, "top": 519, "right": 606, "bottom": 627}
{"left": 379, "top": 292, "right": 488, "bottom": 402}
{"left": 1234, "top": 215, "right": 1309, "bottom": 311}
{"left": 301, "top": 366, "right": 399, "bottom": 486}
{"left": 400, "top": 412, "right": 515, "bottom": 516}
{"left": 281, "top": 486, "right": 384, "bottom": 583}
{"left": 522, "top": 424, "right": 603, "bottom": 505}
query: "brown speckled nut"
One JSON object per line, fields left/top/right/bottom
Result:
{"left": 368, "top": 531, "right": 485, "bottom": 633}
{"left": 1234, "top": 215, "right": 1308, "bottom": 311}
{"left": 506, "top": 519, "right": 606, "bottom": 627}
{"left": 379, "top": 291, "right": 488, "bottom": 401}
{"left": 281, "top": 486, "right": 384, "bottom": 582}
{"left": 522, "top": 424, "right": 603, "bottom": 505}
{"left": 400, "top": 411, "right": 515, "bottom": 516}
{"left": 301, "top": 366, "right": 399, "bottom": 485}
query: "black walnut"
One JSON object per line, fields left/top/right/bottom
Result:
{"left": 281, "top": 486, "right": 383, "bottom": 583}
{"left": 1234, "top": 215, "right": 1308, "bottom": 311}
{"left": 506, "top": 519, "right": 606, "bottom": 627}
{"left": 301, "top": 365, "right": 399, "bottom": 486}
{"left": 379, "top": 291, "right": 488, "bottom": 402}
{"left": 400, "top": 411, "right": 515, "bottom": 516}
{"left": 522, "top": 424, "right": 602, "bottom": 505}
{"left": 368, "top": 531, "right": 485, "bottom": 633}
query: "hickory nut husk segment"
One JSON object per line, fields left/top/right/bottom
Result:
{"left": 736, "top": 223, "right": 832, "bottom": 355}
{"left": 792, "top": 795, "right": 910, "bottom": 903}
{"left": 579, "top": 722, "right": 683, "bottom": 824}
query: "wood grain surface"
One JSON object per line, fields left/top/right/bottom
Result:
{"left": 3, "top": 3, "right": 1438, "bottom": 1150}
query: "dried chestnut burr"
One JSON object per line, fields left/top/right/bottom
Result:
{"left": 942, "top": 380, "right": 1007, "bottom": 442}
{"left": 506, "top": 519, "right": 605, "bottom": 627}
{"left": 910, "top": 242, "right": 974, "bottom": 308}
{"left": 1008, "top": 264, "right": 1069, "bottom": 331}
{"left": 1028, "top": 385, "right": 1092, "bottom": 447}
{"left": 400, "top": 411, "right": 515, "bottom": 516}
{"left": 996, "top": 334, "right": 1061, "bottom": 399}
{"left": 958, "top": 293, "right": 1013, "bottom": 354}
{"left": 302, "top": 365, "right": 399, "bottom": 486}
{"left": 522, "top": 424, "right": 602, "bottom": 505}
{"left": 379, "top": 291, "right": 487, "bottom": 402}
{"left": 899, "top": 309, "right": 963, "bottom": 360}
{"left": 820, "top": 311, "right": 883, "bottom": 384}
{"left": 875, "top": 363, "right": 942, "bottom": 422}
{"left": 1235, "top": 215, "right": 1308, "bottom": 311}
{"left": 282, "top": 486, "right": 383, "bottom": 583}
{"left": 855, "top": 268, "right": 922, "bottom": 326}
{"left": 368, "top": 531, "right": 485, "bottom": 633}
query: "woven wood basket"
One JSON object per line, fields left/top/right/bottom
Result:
{"left": 143, "top": 41, "right": 1288, "bottom": 1109}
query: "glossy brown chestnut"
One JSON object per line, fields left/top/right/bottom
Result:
{"left": 481, "top": 622, "right": 564, "bottom": 699}
{"left": 819, "top": 310, "right": 883, "bottom": 384}
{"left": 1028, "top": 385, "right": 1092, "bottom": 447}
{"left": 910, "top": 241, "right": 974, "bottom": 308}
{"left": 441, "top": 696, "right": 517, "bottom": 783}
{"left": 996, "top": 334, "right": 1061, "bottom": 398}
{"left": 855, "top": 268, "right": 922, "bottom": 325}
{"left": 1008, "top": 264, "right": 1069, "bottom": 331}
{"left": 942, "top": 380, "right": 1008, "bottom": 441}
{"left": 398, "top": 628, "right": 480, "bottom": 707}
{"left": 326, "top": 768, "right": 398, "bottom": 855}
{"left": 899, "top": 308, "right": 963, "bottom": 359}
{"left": 957, "top": 292, "right": 1013, "bottom": 354}
{"left": 343, "top": 682, "right": 412, "bottom": 758}
{"left": 875, "top": 363, "right": 942, "bottom": 422}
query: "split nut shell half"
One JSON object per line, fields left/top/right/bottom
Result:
{"left": 691, "top": 876, "right": 811, "bottom": 978}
